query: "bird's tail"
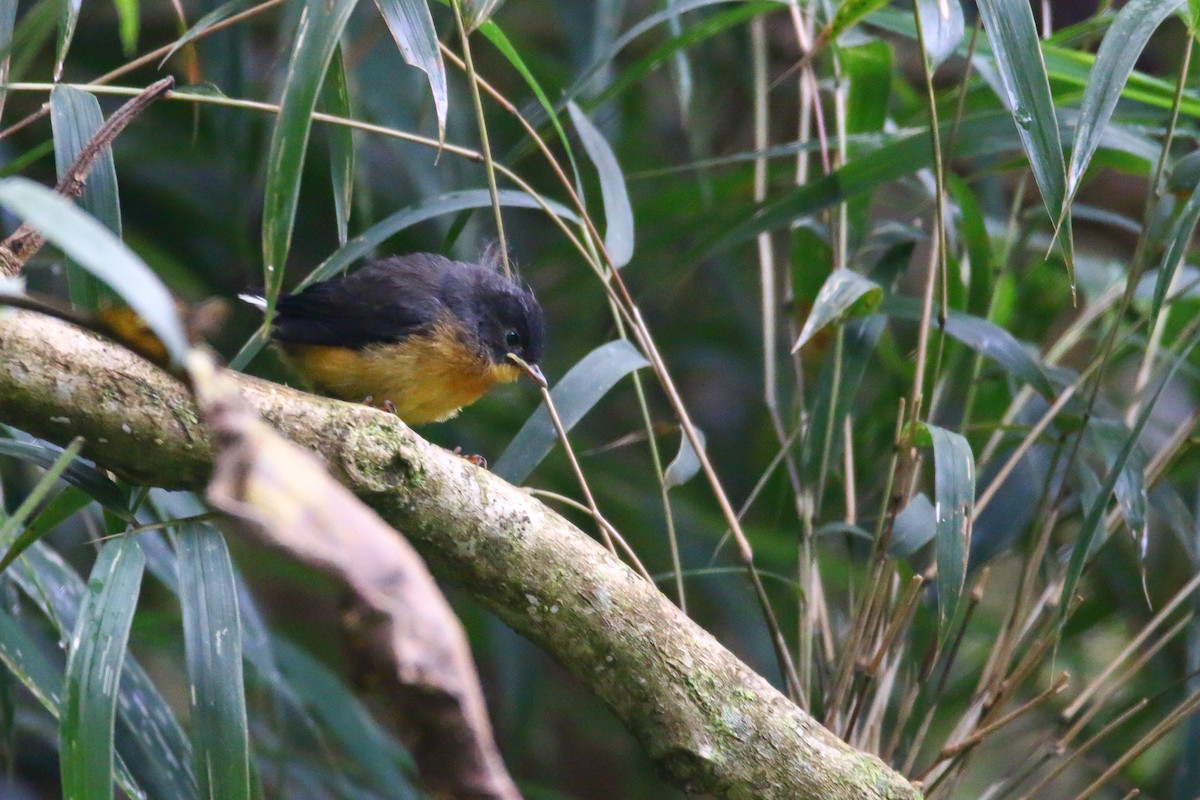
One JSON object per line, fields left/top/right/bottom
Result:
{"left": 238, "top": 293, "right": 267, "bottom": 311}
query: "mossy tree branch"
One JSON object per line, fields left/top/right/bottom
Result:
{"left": 0, "top": 310, "right": 922, "bottom": 800}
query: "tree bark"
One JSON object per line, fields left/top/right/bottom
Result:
{"left": 0, "top": 310, "right": 922, "bottom": 800}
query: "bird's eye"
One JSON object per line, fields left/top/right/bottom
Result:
{"left": 505, "top": 329, "right": 522, "bottom": 348}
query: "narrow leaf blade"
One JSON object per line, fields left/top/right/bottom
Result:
{"left": 61, "top": 537, "right": 145, "bottom": 800}
{"left": 0, "top": 177, "right": 188, "bottom": 364}
{"left": 927, "top": 425, "right": 975, "bottom": 643}
{"left": 568, "top": 102, "right": 635, "bottom": 267}
{"left": 793, "top": 268, "right": 882, "bottom": 352}
{"left": 494, "top": 340, "right": 650, "bottom": 484}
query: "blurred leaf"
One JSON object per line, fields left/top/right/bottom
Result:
{"left": 0, "top": 0, "right": 19, "bottom": 121}
{"left": 707, "top": 111, "right": 1154, "bottom": 254}
{"left": 0, "top": 438, "right": 85, "bottom": 574}
{"left": 1061, "top": 327, "right": 1200, "bottom": 625}
{"left": 1086, "top": 419, "right": 1147, "bottom": 547}
{"left": 178, "top": 525, "right": 250, "bottom": 800}
{"left": 948, "top": 175, "right": 992, "bottom": 318}
{"left": 0, "top": 437, "right": 127, "bottom": 514}
{"left": 372, "top": 0, "right": 447, "bottom": 137}
{"left": 801, "top": 316, "right": 886, "bottom": 483}
{"left": 459, "top": 0, "right": 503, "bottom": 30}
{"left": 322, "top": 44, "right": 355, "bottom": 246}
{"left": 664, "top": 428, "right": 705, "bottom": 489}
{"left": 568, "top": 102, "right": 634, "bottom": 267}
{"left": 893, "top": 493, "right": 936, "bottom": 559}
{"left": 915, "top": 0, "right": 964, "bottom": 69}
{"left": 262, "top": 0, "right": 358, "bottom": 304}
{"left": 665, "top": 0, "right": 694, "bottom": 121}
{"left": 975, "top": 0, "right": 1071, "bottom": 275}
{"left": 274, "top": 638, "right": 419, "bottom": 797}
{"left": 158, "top": 0, "right": 255, "bottom": 66}
{"left": 479, "top": 20, "right": 578, "bottom": 178}
{"left": 112, "top": 0, "right": 138, "bottom": 55}
{"left": 792, "top": 269, "right": 882, "bottom": 352}
{"left": 494, "top": 340, "right": 650, "bottom": 485}
{"left": 883, "top": 296, "right": 1057, "bottom": 398}
{"left": 297, "top": 188, "right": 581, "bottom": 291}
{"left": 7, "top": 541, "right": 196, "bottom": 800}
{"left": 925, "top": 424, "right": 974, "bottom": 642}
{"left": 0, "top": 605, "right": 64, "bottom": 718}
{"left": 1169, "top": 150, "right": 1200, "bottom": 193}
{"left": 828, "top": 0, "right": 890, "bottom": 42}
{"left": 0, "top": 177, "right": 189, "bottom": 365}
{"left": 61, "top": 536, "right": 145, "bottom": 800}
{"left": 1152, "top": 178, "right": 1200, "bottom": 319}
{"left": 50, "top": 84, "right": 121, "bottom": 311}
{"left": 1191, "top": 0, "right": 1200, "bottom": 30}
{"left": 1065, "top": 0, "right": 1183, "bottom": 213}
{"left": 54, "top": 0, "right": 80, "bottom": 79}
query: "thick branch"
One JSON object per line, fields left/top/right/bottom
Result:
{"left": 0, "top": 310, "right": 922, "bottom": 800}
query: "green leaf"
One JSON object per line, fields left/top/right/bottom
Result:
{"left": 61, "top": 537, "right": 145, "bottom": 800}
{"left": 1065, "top": 0, "right": 1184, "bottom": 214}
{"left": 158, "top": 0, "right": 255, "bottom": 67}
{"left": 1061, "top": 327, "right": 1200, "bottom": 625}
{"left": 0, "top": 438, "right": 86, "bottom": 574}
{"left": 925, "top": 424, "right": 975, "bottom": 643}
{"left": 296, "top": 188, "right": 581, "bottom": 291}
{"left": 322, "top": 44, "right": 355, "bottom": 246}
{"left": 664, "top": 428, "right": 705, "bottom": 489}
{"left": 50, "top": 84, "right": 122, "bottom": 311}
{"left": 459, "top": 0, "right": 503, "bottom": 30}
{"left": 892, "top": 493, "right": 936, "bottom": 559}
{"left": 706, "top": 111, "right": 1154, "bottom": 255}
{"left": 882, "top": 296, "right": 1058, "bottom": 398}
{"left": 112, "top": 0, "right": 139, "bottom": 55}
{"left": 828, "top": 0, "right": 891, "bottom": 42}
{"left": 0, "top": 437, "right": 127, "bottom": 516}
{"left": 1152, "top": 176, "right": 1200, "bottom": 319}
{"left": 8, "top": 540, "right": 196, "bottom": 799}
{"left": 54, "top": 0, "right": 80, "bottom": 79}
{"left": 494, "top": 340, "right": 650, "bottom": 485}
{"left": 274, "top": 638, "right": 419, "bottom": 796}
{"left": 262, "top": 0, "right": 358, "bottom": 305}
{"left": 915, "top": 0, "right": 964, "bottom": 69}
{"left": 974, "top": 0, "right": 1071, "bottom": 272}
{"left": 478, "top": 20, "right": 579, "bottom": 180}
{"left": 1189, "top": 0, "right": 1200, "bottom": 31}
{"left": 0, "top": 177, "right": 189, "bottom": 365}
{"left": 792, "top": 269, "right": 882, "bottom": 352}
{"left": 372, "top": 0, "right": 447, "bottom": 137}
{"left": 178, "top": 525, "right": 250, "bottom": 800}
{"left": 0, "top": 0, "right": 19, "bottom": 121}
{"left": 568, "top": 102, "right": 634, "bottom": 267}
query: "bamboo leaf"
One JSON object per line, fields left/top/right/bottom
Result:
{"left": 372, "top": 0, "right": 447, "bottom": 137}
{"left": 158, "top": 0, "right": 255, "bottom": 66}
{"left": 792, "top": 268, "right": 882, "bottom": 352}
{"left": 261, "top": 0, "right": 358, "bottom": 305}
{"left": 568, "top": 102, "right": 634, "bottom": 267}
{"left": 1065, "top": 0, "right": 1184, "bottom": 213}
{"left": 321, "top": 44, "right": 355, "bottom": 246}
{"left": 925, "top": 424, "right": 975, "bottom": 643}
{"left": 50, "top": 84, "right": 121, "bottom": 311}
{"left": 112, "top": 0, "right": 139, "bottom": 55}
{"left": 178, "top": 525, "right": 250, "bottom": 800}
{"left": 974, "top": 0, "right": 1072, "bottom": 273}
{"left": 61, "top": 537, "right": 145, "bottom": 800}
{"left": 915, "top": 0, "right": 964, "bottom": 69}
{"left": 664, "top": 428, "right": 705, "bottom": 489}
{"left": 0, "top": 177, "right": 188, "bottom": 365}
{"left": 494, "top": 340, "right": 650, "bottom": 485}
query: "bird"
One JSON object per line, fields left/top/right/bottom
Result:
{"left": 241, "top": 253, "right": 546, "bottom": 424}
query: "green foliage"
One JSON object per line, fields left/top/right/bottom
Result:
{"left": 3, "top": 0, "right": 1200, "bottom": 797}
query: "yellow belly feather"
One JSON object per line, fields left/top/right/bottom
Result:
{"left": 280, "top": 324, "right": 521, "bottom": 424}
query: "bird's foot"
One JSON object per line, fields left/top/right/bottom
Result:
{"left": 452, "top": 446, "right": 488, "bottom": 469}
{"left": 361, "top": 396, "right": 398, "bottom": 415}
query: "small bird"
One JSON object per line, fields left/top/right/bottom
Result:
{"left": 242, "top": 253, "right": 546, "bottom": 424}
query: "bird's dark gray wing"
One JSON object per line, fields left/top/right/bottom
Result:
{"left": 272, "top": 255, "right": 450, "bottom": 347}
